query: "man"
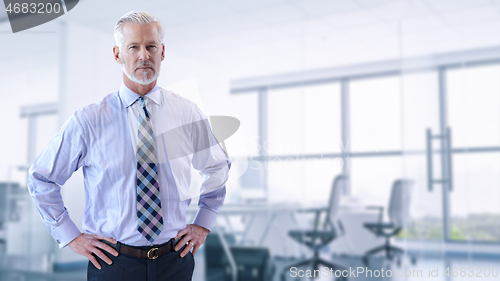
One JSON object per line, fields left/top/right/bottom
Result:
{"left": 28, "top": 11, "right": 230, "bottom": 281}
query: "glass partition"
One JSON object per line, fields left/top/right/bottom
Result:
{"left": 447, "top": 65, "right": 500, "bottom": 242}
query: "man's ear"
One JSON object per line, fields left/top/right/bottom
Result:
{"left": 113, "top": 46, "right": 121, "bottom": 64}
{"left": 161, "top": 43, "right": 165, "bottom": 61}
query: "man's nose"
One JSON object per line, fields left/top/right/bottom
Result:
{"left": 138, "top": 48, "right": 149, "bottom": 61}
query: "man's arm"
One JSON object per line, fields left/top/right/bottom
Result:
{"left": 28, "top": 112, "right": 88, "bottom": 248}
{"left": 174, "top": 113, "right": 231, "bottom": 257}
{"left": 28, "top": 112, "right": 118, "bottom": 269}
{"left": 174, "top": 186, "right": 228, "bottom": 257}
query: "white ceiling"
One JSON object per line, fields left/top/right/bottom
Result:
{"left": 3, "top": 0, "right": 500, "bottom": 76}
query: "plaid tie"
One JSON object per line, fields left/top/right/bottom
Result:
{"left": 136, "top": 96, "right": 163, "bottom": 244}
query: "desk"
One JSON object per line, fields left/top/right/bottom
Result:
{"left": 289, "top": 206, "right": 385, "bottom": 255}
{"left": 187, "top": 203, "right": 299, "bottom": 249}
{"left": 187, "top": 203, "right": 385, "bottom": 257}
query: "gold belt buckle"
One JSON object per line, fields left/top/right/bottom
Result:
{"left": 147, "top": 247, "right": 159, "bottom": 260}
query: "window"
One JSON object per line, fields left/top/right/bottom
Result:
{"left": 447, "top": 65, "right": 500, "bottom": 148}
{"left": 399, "top": 71, "right": 444, "bottom": 240}
{"left": 350, "top": 157, "right": 402, "bottom": 207}
{"left": 227, "top": 92, "right": 259, "bottom": 157}
{"left": 267, "top": 83, "right": 341, "bottom": 156}
{"left": 266, "top": 83, "right": 342, "bottom": 204}
{"left": 449, "top": 148, "right": 500, "bottom": 241}
{"left": 267, "top": 158, "right": 343, "bottom": 204}
{"left": 235, "top": 56, "right": 500, "bottom": 245}
{"left": 446, "top": 64, "right": 500, "bottom": 241}
{"left": 350, "top": 76, "right": 401, "bottom": 152}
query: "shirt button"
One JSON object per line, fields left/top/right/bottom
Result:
{"left": 56, "top": 239, "right": 60, "bottom": 244}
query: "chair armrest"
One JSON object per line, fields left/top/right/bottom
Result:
{"left": 366, "top": 205, "right": 384, "bottom": 224}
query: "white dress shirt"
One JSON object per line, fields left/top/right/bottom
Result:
{"left": 28, "top": 83, "right": 230, "bottom": 248}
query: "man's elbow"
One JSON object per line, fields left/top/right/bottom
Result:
{"left": 27, "top": 166, "right": 55, "bottom": 195}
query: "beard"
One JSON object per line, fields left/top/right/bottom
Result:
{"left": 121, "top": 54, "right": 160, "bottom": 85}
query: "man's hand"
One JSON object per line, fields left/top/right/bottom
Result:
{"left": 67, "top": 233, "right": 119, "bottom": 270}
{"left": 174, "top": 224, "right": 209, "bottom": 257}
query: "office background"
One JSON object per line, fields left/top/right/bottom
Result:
{"left": 1, "top": 0, "right": 500, "bottom": 280}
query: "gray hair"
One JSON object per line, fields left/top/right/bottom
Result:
{"left": 114, "top": 11, "right": 165, "bottom": 48}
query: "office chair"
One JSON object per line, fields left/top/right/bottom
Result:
{"left": 362, "top": 179, "right": 415, "bottom": 266}
{"left": 281, "top": 175, "right": 348, "bottom": 281}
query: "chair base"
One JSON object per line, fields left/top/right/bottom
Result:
{"left": 367, "top": 244, "right": 403, "bottom": 258}
{"left": 281, "top": 256, "right": 347, "bottom": 280}
{"left": 362, "top": 243, "right": 416, "bottom": 267}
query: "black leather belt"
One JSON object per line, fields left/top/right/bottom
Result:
{"left": 102, "top": 237, "right": 183, "bottom": 260}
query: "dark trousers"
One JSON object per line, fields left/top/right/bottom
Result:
{"left": 87, "top": 242, "right": 195, "bottom": 281}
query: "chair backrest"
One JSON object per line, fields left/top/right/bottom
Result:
{"left": 326, "top": 175, "right": 348, "bottom": 227}
{"left": 388, "top": 179, "right": 414, "bottom": 227}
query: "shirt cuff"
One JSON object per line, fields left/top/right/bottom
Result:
{"left": 192, "top": 207, "right": 218, "bottom": 231}
{"left": 50, "top": 218, "right": 81, "bottom": 249}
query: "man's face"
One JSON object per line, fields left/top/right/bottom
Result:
{"left": 116, "top": 22, "right": 165, "bottom": 85}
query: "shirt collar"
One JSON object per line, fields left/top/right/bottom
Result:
{"left": 119, "top": 83, "right": 161, "bottom": 108}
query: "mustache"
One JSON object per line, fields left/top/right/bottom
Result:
{"left": 134, "top": 61, "right": 155, "bottom": 72}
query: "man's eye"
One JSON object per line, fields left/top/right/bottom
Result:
{"left": 149, "top": 45, "right": 156, "bottom": 48}
{"left": 129, "top": 46, "right": 136, "bottom": 49}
